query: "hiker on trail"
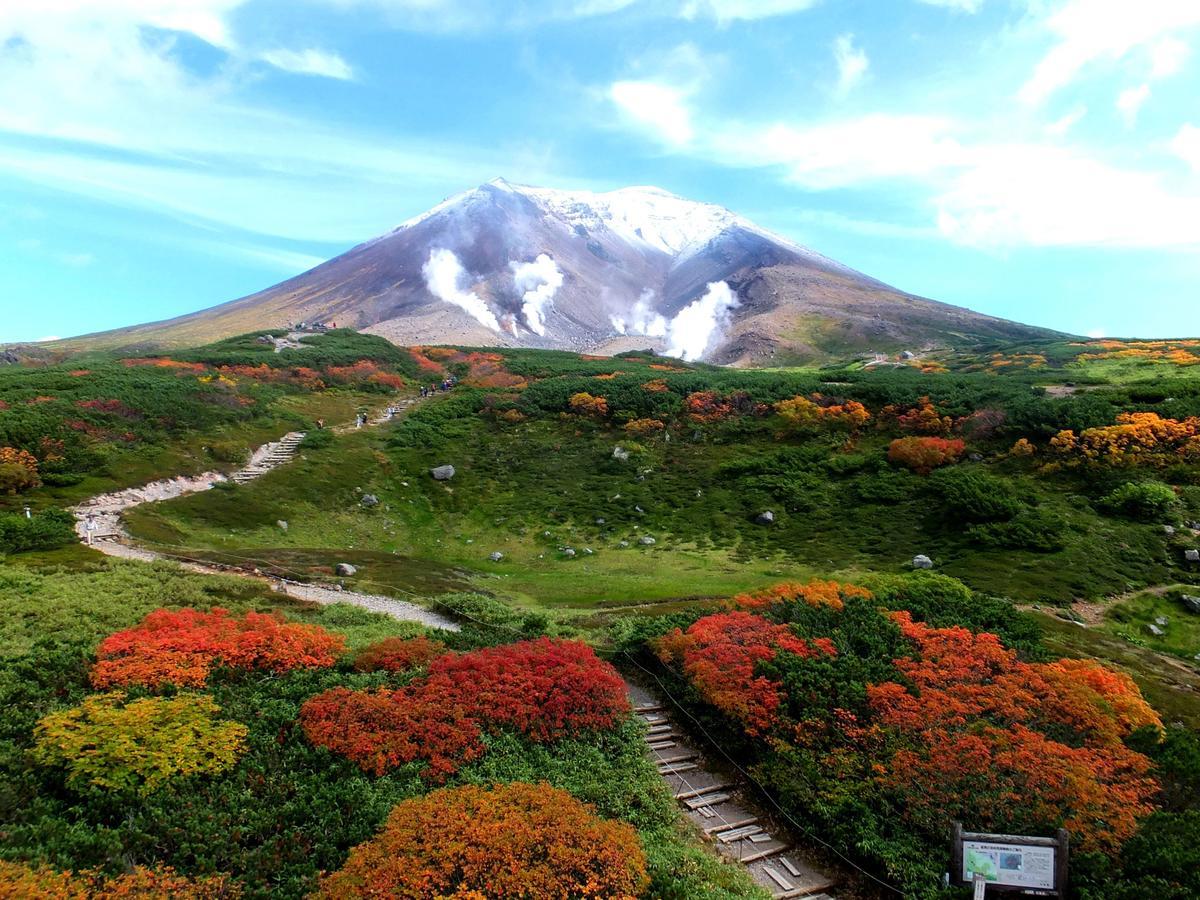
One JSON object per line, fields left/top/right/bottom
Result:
{"left": 316, "top": 418, "right": 325, "bottom": 430}
{"left": 84, "top": 514, "right": 96, "bottom": 546}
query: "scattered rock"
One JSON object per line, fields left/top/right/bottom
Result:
{"left": 334, "top": 563, "right": 357, "bottom": 576}
{"left": 612, "top": 446, "right": 630, "bottom": 462}
{"left": 900, "top": 350, "right": 916, "bottom": 360}
{"left": 1154, "top": 615, "right": 1170, "bottom": 627}
{"left": 583, "top": 547, "right": 593, "bottom": 554}
{"left": 1164, "top": 525, "right": 1177, "bottom": 535}
{"left": 634, "top": 505, "right": 644, "bottom": 514}
{"left": 562, "top": 547, "right": 576, "bottom": 558}
{"left": 595, "top": 517, "right": 606, "bottom": 525}
{"left": 332, "top": 584, "right": 343, "bottom": 592}
{"left": 1181, "top": 595, "right": 1200, "bottom": 614}
{"left": 430, "top": 465, "right": 456, "bottom": 481}
{"left": 1186, "top": 549, "right": 1200, "bottom": 562}
{"left": 276, "top": 520, "right": 288, "bottom": 531}
{"left": 1146, "top": 623, "right": 1166, "bottom": 637}
{"left": 618, "top": 540, "right": 630, "bottom": 548}
{"left": 489, "top": 551, "right": 504, "bottom": 562}
{"left": 968, "top": 453, "right": 984, "bottom": 462}
{"left": 543, "top": 530, "right": 552, "bottom": 538}
{"left": 912, "top": 554, "right": 934, "bottom": 569}
{"left": 361, "top": 493, "right": 379, "bottom": 507}
{"left": 639, "top": 536, "right": 656, "bottom": 546}
{"left": 755, "top": 510, "right": 775, "bottom": 525}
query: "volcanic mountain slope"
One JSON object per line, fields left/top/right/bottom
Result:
{"left": 62, "top": 179, "right": 1065, "bottom": 363}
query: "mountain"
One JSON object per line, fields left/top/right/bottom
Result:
{"left": 59, "top": 179, "right": 1064, "bottom": 363}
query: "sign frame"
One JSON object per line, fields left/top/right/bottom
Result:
{"left": 950, "top": 823, "right": 1069, "bottom": 897}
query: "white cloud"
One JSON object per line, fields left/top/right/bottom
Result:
{"left": 1019, "top": 1, "right": 1200, "bottom": 105}
{"left": 610, "top": 81, "right": 694, "bottom": 145}
{"left": 916, "top": 0, "right": 983, "bottom": 12}
{"left": 833, "top": 34, "right": 869, "bottom": 96}
{"left": 711, "top": 114, "right": 965, "bottom": 189}
{"left": 259, "top": 48, "right": 355, "bottom": 80}
{"left": 1045, "top": 105, "right": 1087, "bottom": 136}
{"left": 935, "top": 144, "right": 1200, "bottom": 248}
{"left": 1149, "top": 36, "right": 1191, "bottom": 78}
{"left": 1171, "top": 124, "right": 1200, "bottom": 172}
{"left": 677, "top": 1, "right": 819, "bottom": 23}
{"left": 1115, "top": 84, "right": 1150, "bottom": 125}
{"left": 1086, "top": 328, "right": 1105, "bottom": 338}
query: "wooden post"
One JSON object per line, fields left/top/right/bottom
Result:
{"left": 1055, "top": 829, "right": 1069, "bottom": 897}
{"left": 951, "top": 821, "right": 964, "bottom": 887}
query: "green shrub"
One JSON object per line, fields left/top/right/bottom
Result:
{"left": 927, "top": 466, "right": 1023, "bottom": 522}
{"left": 0, "top": 508, "right": 76, "bottom": 554}
{"left": 1101, "top": 481, "right": 1180, "bottom": 521}
{"left": 299, "top": 429, "right": 335, "bottom": 450}
{"left": 967, "top": 508, "right": 1066, "bottom": 552}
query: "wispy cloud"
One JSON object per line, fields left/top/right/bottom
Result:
{"left": 259, "top": 48, "right": 355, "bottom": 80}
{"left": 610, "top": 81, "right": 695, "bottom": 146}
{"left": 832, "top": 33, "right": 868, "bottom": 96}
{"left": 915, "top": 0, "right": 983, "bottom": 12}
{"left": 1115, "top": 83, "right": 1150, "bottom": 125}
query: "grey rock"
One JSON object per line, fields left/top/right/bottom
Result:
{"left": 900, "top": 350, "right": 915, "bottom": 360}
{"left": 334, "top": 563, "right": 357, "bottom": 576}
{"left": 1181, "top": 595, "right": 1200, "bottom": 614}
{"left": 361, "top": 493, "right": 379, "bottom": 507}
{"left": 276, "top": 520, "right": 288, "bottom": 531}
{"left": 639, "top": 536, "right": 656, "bottom": 546}
{"left": 1186, "top": 549, "right": 1200, "bottom": 562}
{"left": 489, "top": 551, "right": 504, "bottom": 562}
{"left": 612, "top": 446, "right": 630, "bottom": 462}
{"left": 1164, "top": 525, "right": 1177, "bottom": 535}
{"left": 1146, "top": 623, "right": 1166, "bottom": 637}
{"left": 912, "top": 554, "right": 934, "bottom": 569}
{"left": 1154, "top": 615, "right": 1170, "bottom": 627}
{"left": 583, "top": 547, "right": 593, "bottom": 554}
{"left": 755, "top": 510, "right": 775, "bottom": 525}
{"left": 595, "top": 517, "right": 606, "bottom": 525}
{"left": 562, "top": 547, "right": 576, "bottom": 558}
{"left": 431, "top": 465, "right": 456, "bottom": 481}
{"left": 969, "top": 453, "right": 985, "bottom": 462}
{"left": 618, "top": 540, "right": 630, "bottom": 548}
{"left": 635, "top": 505, "right": 644, "bottom": 514}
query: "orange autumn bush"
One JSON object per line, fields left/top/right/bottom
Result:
{"left": 624, "top": 417, "right": 665, "bottom": 437}
{"left": 0, "top": 446, "right": 41, "bottom": 493}
{"left": 314, "top": 782, "right": 648, "bottom": 899}
{"left": 91, "top": 608, "right": 344, "bottom": 689}
{"left": 888, "top": 436, "right": 965, "bottom": 473}
{"left": 0, "top": 861, "right": 238, "bottom": 899}
{"left": 655, "top": 611, "right": 835, "bottom": 735}
{"left": 775, "top": 394, "right": 870, "bottom": 431}
{"left": 867, "top": 612, "right": 1161, "bottom": 853}
{"left": 733, "top": 579, "right": 872, "bottom": 612}
{"left": 1049, "top": 411, "right": 1200, "bottom": 466}
{"left": 881, "top": 395, "right": 954, "bottom": 435}
{"left": 568, "top": 392, "right": 609, "bottom": 418}
{"left": 353, "top": 635, "right": 446, "bottom": 673}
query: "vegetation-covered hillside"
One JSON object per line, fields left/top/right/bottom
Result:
{"left": 1, "top": 335, "right": 1198, "bottom": 898}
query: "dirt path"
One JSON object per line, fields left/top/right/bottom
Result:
{"left": 68, "top": 397, "right": 459, "bottom": 632}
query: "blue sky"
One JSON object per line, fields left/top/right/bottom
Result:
{"left": 2, "top": 0, "right": 1199, "bottom": 342}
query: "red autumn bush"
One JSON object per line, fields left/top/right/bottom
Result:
{"left": 299, "top": 686, "right": 484, "bottom": 780}
{"left": 733, "top": 579, "right": 872, "bottom": 612}
{"left": 353, "top": 635, "right": 446, "bottom": 672}
{"left": 683, "top": 390, "right": 733, "bottom": 423}
{"left": 314, "top": 782, "right": 648, "bottom": 899}
{"left": 867, "top": 612, "right": 1161, "bottom": 853}
{"left": 91, "top": 608, "right": 345, "bottom": 689}
{"left": 655, "top": 611, "right": 835, "bottom": 735}
{"left": 424, "top": 637, "right": 629, "bottom": 741}
{"left": 301, "top": 638, "right": 629, "bottom": 779}
{"left": 888, "top": 436, "right": 966, "bottom": 473}
{"left": 624, "top": 417, "right": 665, "bottom": 437}
{"left": 882, "top": 395, "right": 954, "bottom": 435}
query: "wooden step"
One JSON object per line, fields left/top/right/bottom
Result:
{"left": 705, "top": 817, "right": 758, "bottom": 835}
{"left": 684, "top": 792, "right": 730, "bottom": 809}
{"left": 675, "top": 783, "right": 731, "bottom": 801}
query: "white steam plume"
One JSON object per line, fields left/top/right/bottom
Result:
{"left": 510, "top": 253, "right": 563, "bottom": 336}
{"left": 665, "top": 281, "right": 739, "bottom": 361}
{"left": 611, "top": 289, "right": 667, "bottom": 337}
{"left": 422, "top": 248, "right": 499, "bottom": 331}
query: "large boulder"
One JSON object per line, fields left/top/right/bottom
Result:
{"left": 912, "top": 555, "right": 934, "bottom": 570}
{"left": 335, "top": 563, "right": 357, "bottom": 576}
{"left": 639, "top": 535, "right": 657, "bottom": 546}
{"left": 755, "top": 510, "right": 775, "bottom": 525}
{"left": 1185, "top": 549, "right": 1200, "bottom": 562}
{"left": 612, "top": 446, "right": 630, "bottom": 462}
{"left": 431, "top": 465, "right": 455, "bottom": 481}
{"left": 361, "top": 493, "right": 379, "bottom": 507}
{"left": 1181, "top": 595, "right": 1200, "bottom": 614}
